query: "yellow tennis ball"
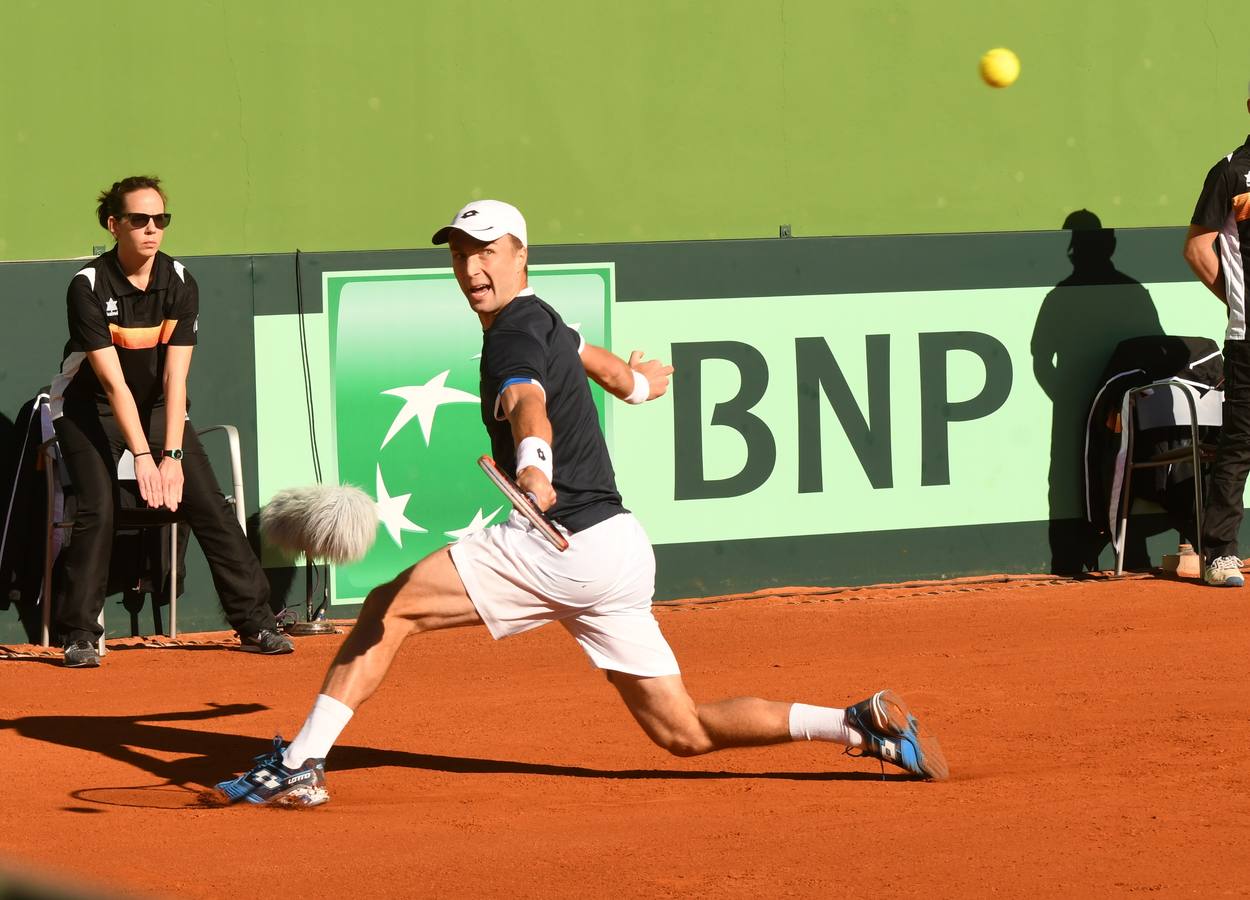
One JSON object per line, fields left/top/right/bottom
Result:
{"left": 980, "top": 48, "right": 1020, "bottom": 88}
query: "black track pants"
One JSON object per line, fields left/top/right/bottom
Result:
{"left": 52, "top": 407, "right": 273, "bottom": 644}
{"left": 1202, "top": 338, "right": 1250, "bottom": 560}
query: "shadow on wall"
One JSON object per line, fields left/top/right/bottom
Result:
{"left": 1030, "top": 210, "right": 1164, "bottom": 575}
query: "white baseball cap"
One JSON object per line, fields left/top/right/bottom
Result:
{"left": 431, "top": 199, "right": 528, "bottom": 247}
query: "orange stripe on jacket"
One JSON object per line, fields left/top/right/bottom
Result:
{"left": 109, "top": 319, "right": 179, "bottom": 349}
{"left": 1235, "top": 193, "right": 1250, "bottom": 222}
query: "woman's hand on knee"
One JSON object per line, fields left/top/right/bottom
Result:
{"left": 159, "top": 456, "right": 184, "bottom": 511}
{"left": 135, "top": 454, "right": 164, "bottom": 509}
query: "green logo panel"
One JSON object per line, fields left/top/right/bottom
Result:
{"left": 326, "top": 266, "right": 611, "bottom": 604}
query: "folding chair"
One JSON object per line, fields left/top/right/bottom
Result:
{"left": 39, "top": 424, "right": 247, "bottom": 654}
{"left": 1113, "top": 378, "right": 1222, "bottom": 576}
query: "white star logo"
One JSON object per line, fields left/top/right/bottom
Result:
{"left": 374, "top": 464, "right": 426, "bottom": 547}
{"left": 1245, "top": 171, "right": 1250, "bottom": 188}
{"left": 380, "top": 371, "right": 478, "bottom": 448}
{"left": 444, "top": 506, "right": 503, "bottom": 542}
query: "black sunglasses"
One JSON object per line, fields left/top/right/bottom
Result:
{"left": 118, "top": 212, "right": 173, "bottom": 229}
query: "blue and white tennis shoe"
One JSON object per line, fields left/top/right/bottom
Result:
{"left": 844, "top": 690, "right": 949, "bottom": 781}
{"left": 215, "top": 736, "right": 330, "bottom": 807}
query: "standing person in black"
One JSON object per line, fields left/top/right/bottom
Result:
{"left": 1183, "top": 88, "right": 1250, "bottom": 588}
{"left": 215, "top": 199, "right": 946, "bottom": 807}
{"left": 50, "top": 176, "right": 293, "bottom": 666}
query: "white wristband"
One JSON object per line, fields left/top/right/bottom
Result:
{"left": 625, "top": 369, "right": 650, "bottom": 405}
{"left": 516, "top": 436, "right": 553, "bottom": 481}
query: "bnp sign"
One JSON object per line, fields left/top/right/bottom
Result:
{"left": 669, "top": 331, "right": 1012, "bottom": 497}
{"left": 609, "top": 289, "right": 1043, "bottom": 546}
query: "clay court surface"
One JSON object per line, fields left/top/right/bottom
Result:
{"left": 2, "top": 575, "right": 1247, "bottom": 898}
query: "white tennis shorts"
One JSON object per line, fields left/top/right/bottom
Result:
{"left": 449, "top": 510, "right": 680, "bottom": 678}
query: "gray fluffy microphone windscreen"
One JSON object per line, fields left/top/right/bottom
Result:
{"left": 260, "top": 485, "right": 378, "bottom": 564}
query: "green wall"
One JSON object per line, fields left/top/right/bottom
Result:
{"left": 3, "top": 1, "right": 1250, "bottom": 261}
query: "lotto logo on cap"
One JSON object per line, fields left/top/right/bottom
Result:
{"left": 432, "top": 199, "right": 528, "bottom": 247}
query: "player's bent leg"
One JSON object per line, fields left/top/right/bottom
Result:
{"left": 607, "top": 672, "right": 791, "bottom": 756}
{"left": 215, "top": 548, "right": 482, "bottom": 806}
{"left": 322, "top": 546, "right": 482, "bottom": 708}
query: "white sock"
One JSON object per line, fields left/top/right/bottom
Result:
{"left": 788, "top": 703, "right": 863, "bottom": 748}
{"left": 283, "top": 694, "right": 354, "bottom": 768}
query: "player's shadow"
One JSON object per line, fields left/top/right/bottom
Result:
{"left": 331, "top": 746, "right": 904, "bottom": 782}
{"left": 1030, "top": 210, "right": 1164, "bottom": 575}
{"left": 0, "top": 705, "right": 910, "bottom": 792}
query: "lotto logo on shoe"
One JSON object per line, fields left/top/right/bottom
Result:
{"left": 251, "top": 771, "right": 283, "bottom": 790}
{"left": 324, "top": 267, "right": 612, "bottom": 604}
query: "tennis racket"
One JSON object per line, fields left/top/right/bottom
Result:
{"left": 477, "top": 455, "right": 569, "bottom": 551}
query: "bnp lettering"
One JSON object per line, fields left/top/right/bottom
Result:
{"left": 671, "top": 333, "right": 1013, "bottom": 500}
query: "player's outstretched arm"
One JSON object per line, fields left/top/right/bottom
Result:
{"left": 581, "top": 343, "right": 674, "bottom": 403}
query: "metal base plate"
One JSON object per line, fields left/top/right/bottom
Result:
{"left": 285, "top": 621, "right": 340, "bottom": 636}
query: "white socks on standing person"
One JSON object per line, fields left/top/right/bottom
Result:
{"left": 788, "top": 703, "right": 864, "bottom": 748}
{"left": 283, "top": 694, "right": 355, "bottom": 768}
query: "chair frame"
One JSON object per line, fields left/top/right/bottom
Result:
{"left": 39, "top": 425, "right": 246, "bottom": 654}
{"left": 1113, "top": 379, "right": 1218, "bottom": 576}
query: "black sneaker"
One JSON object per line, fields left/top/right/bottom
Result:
{"left": 240, "top": 629, "right": 295, "bottom": 655}
{"left": 215, "top": 736, "right": 329, "bottom": 807}
{"left": 63, "top": 640, "right": 101, "bottom": 668}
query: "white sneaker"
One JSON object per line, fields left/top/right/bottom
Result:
{"left": 1203, "top": 556, "right": 1245, "bottom": 587}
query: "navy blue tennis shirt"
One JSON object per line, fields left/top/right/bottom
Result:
{"left": 479, "top": 289, "right": 626, "bottom": 533}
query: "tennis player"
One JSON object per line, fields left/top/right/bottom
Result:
{"left": 215, "top": 200, "right": 946, "bottom": 805}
